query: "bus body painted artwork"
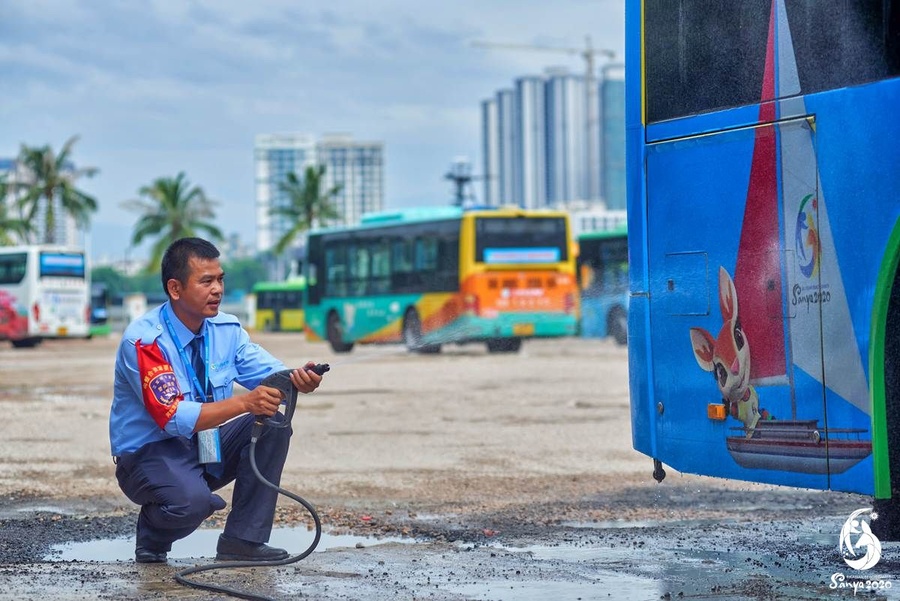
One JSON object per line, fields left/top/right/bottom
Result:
{"left": 252, "top": 279, "right": 305, "bottom": 332}
{"left": 303, "top": 206, "right": 578, "bottom": 354}
{"left": 626, "top": 0, "right": 900, "bottom": 527}
{"left": 0, "top": 246, "right": 91, "bottom": 347}
{"left": 577, "top": 226, "right": 628, "bottom": 344}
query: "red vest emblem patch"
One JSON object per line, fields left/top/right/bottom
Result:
{"left": 136, "top": 339, "right": 183, "bottom": 429}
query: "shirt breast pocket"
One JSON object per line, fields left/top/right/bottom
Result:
{"left": 208, "top": 362, "right": 236, "bottom": 400}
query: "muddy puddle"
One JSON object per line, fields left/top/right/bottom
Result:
{"left": 46, "top": 526, "right": 413, "bottom": 562}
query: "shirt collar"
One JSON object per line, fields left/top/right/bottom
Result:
{"left": 164, "top": 301, "right": 208, "bottom": 350}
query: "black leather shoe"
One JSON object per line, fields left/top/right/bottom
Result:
{"left": 215, "top": 533, "right": 288, "bottom": 562}
{"left": 135, "top": 547, "right": 167, "bottom": 563}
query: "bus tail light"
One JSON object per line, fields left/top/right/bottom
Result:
{"left": 564, "top": 293, "right": 575, "bottom": 314}
{"left": 464, "top": 294, "right": 480, "bottom": 316}
{"left": 32, "top": 302, "right": 40, "bottom": 322}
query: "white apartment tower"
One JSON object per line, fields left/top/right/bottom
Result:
{"left": 254, "top": 133, "right": 384, "bottom": 255}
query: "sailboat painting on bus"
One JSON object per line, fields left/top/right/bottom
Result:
{"left": 687, "top": 0, "right": 872, "bottom": 475}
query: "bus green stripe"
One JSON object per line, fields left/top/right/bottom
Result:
{"left": 871, "top": 219, "right": 900, "bottom": 499}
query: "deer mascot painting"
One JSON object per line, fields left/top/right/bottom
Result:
{"left": 690, "top": 267, "right": 769, "bottom": 438}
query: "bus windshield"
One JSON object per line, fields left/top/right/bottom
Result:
{"left": 40, "top": 252, "right": 86, "bottom": 278}
{"left": 475, "top": 217, "right": 568, "bottom": 264}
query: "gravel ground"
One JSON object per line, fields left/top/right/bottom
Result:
{"left": 0, "top": 333, "right": 896, "bottom": 600}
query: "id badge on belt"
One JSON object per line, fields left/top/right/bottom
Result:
{"left": 198, "top": 427, "right": 222, "bottom": 463}
{"left": 197, "top": 393, "right": 222, "bottom": 464}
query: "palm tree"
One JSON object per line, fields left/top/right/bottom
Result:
{"left": 270, "top": 165, "right": 342, "bottom": 254}
{"left": 121, "top": 172, "right": 224, "bottom": 271}
{"left": 0, "top": 175, "right": 32, "bottom": 245}
{"left": 16, "top": 135, "right": 98, "bottom": 244}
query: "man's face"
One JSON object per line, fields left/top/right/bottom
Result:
{"left": 170, "top": 256, "right": 224, "bottom": 325}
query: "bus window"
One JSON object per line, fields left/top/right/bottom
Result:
{"left": 371, "top": 240, "right": 390, "bottom": 295}
{"left": 0, "top": 253, "right": 27, "bottom": 285}
{"left": 475, "top": 217, "right": 568, "bottom": 263}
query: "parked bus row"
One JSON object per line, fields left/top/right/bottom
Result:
{"left": 248, "top": 211, "right": 630, "bottom": 350}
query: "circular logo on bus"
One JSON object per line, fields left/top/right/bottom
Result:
{"left": 794, "top": 194, "right": 820, "bottom": 279}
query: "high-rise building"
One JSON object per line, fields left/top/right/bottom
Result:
{"left": 316, "top": 134, "right": 384, "bottom": 227}
{"left": 480, "top": 98, "right": 500, "bottom": 206}
{"left": 480, "top": 64, "right": 625, "bottom": 214}
{"left": 545, "top": 68, "right": 588, "bottom": 205}
{"left": 600, "top": 65, "right": 626, "bottom": 211}
{"left": 496, "top": 89, "right": 517, "bottom": 207}
{"left": 515, "top": 76, "right": 547, "bottom": 209}
{"left": 254, "top": 133, "right": 384, "bottom": 255}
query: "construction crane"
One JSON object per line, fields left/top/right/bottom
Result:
{"left": 472, "top": 35, "right": 615, "bottom": 201}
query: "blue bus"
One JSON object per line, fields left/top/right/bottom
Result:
{"left": 577, "top": 226, "right": 628, "bottom": 344}
{"left": 627, "top": 0, "right": 900, "bottom": 533}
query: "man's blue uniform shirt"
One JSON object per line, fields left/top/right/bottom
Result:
{"left": 109, "top": 302, "right": 284, "bottom": 456}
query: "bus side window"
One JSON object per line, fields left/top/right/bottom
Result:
{"left": 325, "top": 246, "right": 348, "bottom": 298}
{"left": 350, "top": 244, "right": 369, "bottom": 297}
{"left": 371, "top": 240, "right": 390, "bottom": 295}
{"left": 391, "top": 238, "right": 413, "bottom": 292}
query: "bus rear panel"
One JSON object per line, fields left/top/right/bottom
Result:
{"left": 627, "top": 0, "right": 900, "bottom": 499}
{"left": 0, "top": 247, "right": 90, "bottom": 346}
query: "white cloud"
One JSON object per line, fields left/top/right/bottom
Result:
{"left": 0, "top": 0, "right": 625, "bottom": 261}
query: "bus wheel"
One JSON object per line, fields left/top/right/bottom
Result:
{"left": 327, "top": 312, "right": 354, "bottom": 353}
{"left": 608, "top": 307, "right": 628, "bottom": 346}
{"left": 486, "top": 338, "right": 521, "bottom": 353}
{"left": 403, "top": 310, "right": 440, "bottom": 353}
{"left": 11, "top": 337, "right": 41, "bottom": 349}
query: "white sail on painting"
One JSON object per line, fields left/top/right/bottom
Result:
{"left": 725, "top": 0, "right": 871, "bottom": 474}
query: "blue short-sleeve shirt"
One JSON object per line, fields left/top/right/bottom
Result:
{"left": 109, "top": 302, "right": 284, "bottom": 456}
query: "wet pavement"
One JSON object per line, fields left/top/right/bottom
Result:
{"left": 2, "top": 335, "right": 900, "bottom": 599}
{"left": 3, "top": 483, "right": 900, "bottom": 600}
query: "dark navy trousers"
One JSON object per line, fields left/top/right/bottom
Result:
{"left": 115, "top": 413, "right": 292, "bottom": 552}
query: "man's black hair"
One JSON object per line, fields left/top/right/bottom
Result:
{"left": 161, "top": 237, "right": 220, "bottom": 297}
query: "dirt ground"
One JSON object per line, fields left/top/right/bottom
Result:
{"left": 0, "top": 332, "right": 897, "bottom": 600}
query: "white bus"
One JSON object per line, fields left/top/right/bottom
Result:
{"left": 0, "top": 246, "right": 91, "bottom": 348}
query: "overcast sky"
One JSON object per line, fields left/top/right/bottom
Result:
{"left": 0, "top": 0, "right": 625, "bottom": 262}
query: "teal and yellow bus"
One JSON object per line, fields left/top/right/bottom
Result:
{"left": 251, "top": 279, "right": 305, "bottom": 332}
{"left": 577, "top": 225, "right": 628, "bottom": 344}
{"left": 303, "top": 206, "right": 578, "bottom": 354}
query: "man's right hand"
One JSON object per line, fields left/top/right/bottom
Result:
{"left": 194, "top": 385, "right": 284, "bottom": 432}
{"left": 241, "top": 385, "right": 284, "bottom": 417}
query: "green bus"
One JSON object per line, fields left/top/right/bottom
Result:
{"left": 251, "top": 279, "right": 305, "bottom": 332}
{"left": 303, "top": 206, "right": 578, "bottom": 354}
